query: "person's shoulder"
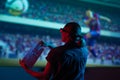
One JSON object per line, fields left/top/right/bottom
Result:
{"left": 52, "top": 45, "right": 65, "bottom": 51}
{"left": 48, "top": 45, "right": 65, "bottom": 57}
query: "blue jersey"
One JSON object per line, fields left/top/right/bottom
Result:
{"left": 84, "top": 13, "right": 101, "bottom": 46}
{"left": 85, "top": 13, "right": 101, "bottom": 31}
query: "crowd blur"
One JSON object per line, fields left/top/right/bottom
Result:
{"left": 0, "top": 32, "right": 120, "bottom": 65}
{"left": 0, "top": 0, "right": 120, "bottom": 32}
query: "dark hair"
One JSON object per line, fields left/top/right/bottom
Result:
{"left": 63, "top": 22, "right": 82, "bottom": 41}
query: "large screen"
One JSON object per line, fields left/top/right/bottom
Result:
{"left": 0, "top": 0, "right": 120, "bottom": 67}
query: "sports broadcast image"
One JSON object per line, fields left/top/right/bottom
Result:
{"left": 0, "top": 0, "right": 120, "bottom": 80}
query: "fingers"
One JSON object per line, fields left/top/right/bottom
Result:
{"left": 19, "top": 59, "right": 29, "bottom": 70}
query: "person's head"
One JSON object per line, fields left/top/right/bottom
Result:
{"left": 86, "top": 10, "right": 93, "bottom": 18}
{"left": 60, "top": 22, "right": 82, "bottom": 43}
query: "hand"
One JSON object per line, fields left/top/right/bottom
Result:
{"left": 19, "top": 60, "right": 33, "bottom": 75}
{"left": 19, "top": 59, "right": 29, "bottom": 70}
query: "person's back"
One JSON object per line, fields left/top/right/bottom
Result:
{"left": 47, "top": 41, "right": 88, "bottom": 80}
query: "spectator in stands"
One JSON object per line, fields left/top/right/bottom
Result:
{"left": 83, "top": 9, "right": 111, "bottom": 61}
{"left": 20, "top": 22, "right": 88, "bottom": 80}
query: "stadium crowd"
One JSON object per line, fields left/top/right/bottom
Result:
{"left": 0, "top": 0, "right": 120, "bottom": 32}
{"left": 0, "top": 32, "right": 120, "bottom": 65}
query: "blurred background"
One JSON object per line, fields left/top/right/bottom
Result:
{"left": 0, "top": 0, "right": 120, "bottom": 80}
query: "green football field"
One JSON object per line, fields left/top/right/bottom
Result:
{"left": 0, "top": 58, "right": 46, "bottom": 67}
{"left": 0, "top": 58, "right": 120, "bottom": 67}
